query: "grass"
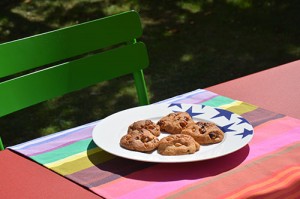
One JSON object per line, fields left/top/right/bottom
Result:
{"left": 1, "top": 0, "right": 300, "bottom": 146}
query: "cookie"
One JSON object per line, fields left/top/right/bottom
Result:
{"left": 128, "top": 120, "right": 160, "bottom": 136}
{"left": 157, "top": 134, "right": 200, "bottom": 155}
{"left": 120, "top": 129, "right": 159, "bottom": 152}
{"left": 157, "top": 112, "right": 193, "bottom": 134}
{"left": 182, "top": 121, "right": 224, "bottom": 145}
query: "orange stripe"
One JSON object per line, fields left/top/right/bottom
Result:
{"left": 234, "top": 168, "right": 300, "bottom": 199}
{"left": 249, "top": 171, "right": 300, "bottom": 199}
{"left": 225, "top": 166, "right": 300, "bottom": 199}
{"left": 231, "top": 167, "right": 300, "bottom": 199}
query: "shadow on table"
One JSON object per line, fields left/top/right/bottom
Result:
{"left": 87, "top": 140, "right": 250, "bottom": 182}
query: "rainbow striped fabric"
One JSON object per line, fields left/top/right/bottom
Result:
{"left": 10, "top": 89, "right": 300, "bottom": 198}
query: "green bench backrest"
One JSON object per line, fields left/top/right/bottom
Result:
{"left": 0, "top": 11, "right": 149, "bottom": 149}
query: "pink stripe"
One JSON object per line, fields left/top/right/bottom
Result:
{"left": 246, "top": 127, "right": 300, "bottom": 160}
{"left": 92, "top": 117, "right": 300, "bottom": 198}
{"left": 250, "top": 116, "right": 300, "bottom": 143}
{"left": 120, "top": 181, "right": 192, "bottom": 199}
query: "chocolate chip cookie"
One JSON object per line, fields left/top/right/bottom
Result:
{"left": 157, "top": 112, "right": 193, "bottom": 134}
{"left": 120, "top": 129, "right": 159, "bottom": 152}
{"left": 128, "top": 120, "right": 160, "bottom": 136}
{"left": 158, "top": 134, "right": 200, "bottom": 155}
{"left": 182, "top": 121, "right": 224, "bottom": 145}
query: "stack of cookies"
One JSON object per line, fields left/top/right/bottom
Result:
{"left": 120, "top": 112, "right": 224, "bottom": 156}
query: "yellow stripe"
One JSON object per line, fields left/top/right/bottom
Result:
{"left": 219, "top": 100, "right": 242, "bottom": 109}
{"left": 226, "top": 166, "right": 300, "bottom": 199}
{"left": 221, "top": 101, "right": 258, "bottom": 115}
{"left": 46, "top": 147, "right": 115, "bottom": 175}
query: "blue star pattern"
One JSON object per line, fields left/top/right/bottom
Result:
{"left": 237, "top": 116, "right": 250, "bottom": 125}
{"left": 168, "top": 103, "right": 182, "bottom": 109}
{"left": 218, "top": 123, "right": 235, "bottom": 133}
{"left": 199, "top": 104, "right": 206, "bottom": 109}
{"left": 168, "top": 104, "right": 253, "bottom": 139}
{"left": 184, "top": 106, "right": 204, "bottom": 117}
{"left": 173, "top": 106, "right": 204, "bottom": 118}
{"left": 211, "top": 108, "right": 234, "bottom": 121}
{"left": 235, "top": 129, "right": 253, "bottom": 138}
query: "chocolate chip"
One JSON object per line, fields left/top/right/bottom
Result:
{"left": 209, "top": 132, "right": 216, "bottom": 139}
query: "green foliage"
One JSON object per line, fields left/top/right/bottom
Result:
{"left": 1, "top": 0, "right": 300, "bottom": 146}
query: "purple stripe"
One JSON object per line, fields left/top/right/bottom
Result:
{"left": 16, "top": 125, "right": 95, "bottom": 156}
{"left": 9, "top": 121, "right": 99, "bottom": 150}
{"left": 176, "top": 93, "right": 219, "bottom": 104}
{"left": 67, "top": 156, "right": 155, "bottom": 188}
{"left": 12, "top": 123, "right": 96, "bottom": 150}
{"left": 242, "top": 107, "right": 285, "bottom": 127}
{"left": 173, "top": 90, "right": 218, "bottom": 103}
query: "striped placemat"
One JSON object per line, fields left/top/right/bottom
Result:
{"left": 10, "top": 89, "right": 300, "bottom": 198}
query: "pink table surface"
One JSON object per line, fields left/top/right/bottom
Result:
{"left": 207, "top": 60, "right": 300, "bottom": 119}
{"left": 0, "top": 149, "right": 101, "bottom": 199}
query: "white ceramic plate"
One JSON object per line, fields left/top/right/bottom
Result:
{"left": 92, "top": 103, "right": 254, "bottom": 163}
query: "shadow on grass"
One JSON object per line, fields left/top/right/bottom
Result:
{"left": 0, "top": 0, "right": 52, "bottom": 41}
{"left": 141, "top": 0, "right": 300, "bottom": 101}
{"left": 0, "top": 0, "right": 300, "bottom": 146}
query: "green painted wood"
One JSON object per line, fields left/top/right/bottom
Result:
{"left": 0, "top": 137, "right": 4, "bottom": 150}
{"left": 133, "top": 69, "right": 149, "bottom": 105}
{"left": 0, "top": 11, "right": 143, "bottom": 78}
{"left": 0, "top": 11, "right": 150, "bottom": 149}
